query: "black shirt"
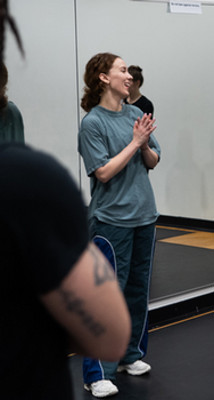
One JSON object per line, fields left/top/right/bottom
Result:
{"left": 125, "top": 95, "right": 154, "bottom": 117}
{"left": 0, "top": 144, "right": 88, "bottom": 399}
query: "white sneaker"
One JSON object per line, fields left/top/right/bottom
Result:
{"left": 117, "top": 360, "right": 151, "bottom": 376}
{"left": 84, "top": 379, "right": 119, "bottom": 398}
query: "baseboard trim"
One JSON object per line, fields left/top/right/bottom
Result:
{"left": 157, "top": 215, "right": 214, "bottom": 231}
{"left": 148, "top": 292, "right": 214, "bottom": 329}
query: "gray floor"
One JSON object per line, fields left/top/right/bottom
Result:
{"left": 69, "top": 225, "right": 214, "bottom": 400}
{"left": 69, "top": 312, "right": 214, "bottom": 400}
{"left": 150, "top": 228, "right": 214, "bottom": 301}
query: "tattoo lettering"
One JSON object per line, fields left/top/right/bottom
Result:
{"left": 89, "top": 244, "right": 115, "bottom": 286}
{"left": 59, "top": 288, "right": 105, "bottom": 337}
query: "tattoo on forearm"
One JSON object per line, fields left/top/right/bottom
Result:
{"left": 89, "top": 244, "right": 115, "bottom": 286}
{"left": 59, "top": 288, "right": 106, "bottom": 337}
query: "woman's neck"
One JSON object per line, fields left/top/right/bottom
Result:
{"left": 99, "top": 93, "right": 122, "bottom": 112}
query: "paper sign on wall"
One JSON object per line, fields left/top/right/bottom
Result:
{"left": 169, "top": 1, "right": 202, "bottom": 13}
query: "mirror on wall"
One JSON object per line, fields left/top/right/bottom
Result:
{"left": 6, "top": 0, "right": 214, "bottom": 305}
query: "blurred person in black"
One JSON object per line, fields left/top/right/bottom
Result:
{"left": 0, "top": 3, "right": 131, "bottom": 399}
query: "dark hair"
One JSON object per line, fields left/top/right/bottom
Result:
{"left": 0, "top": 0, "right": 24, "bottom": 64}
{"left": 81, "top": 52, "right": 119, "bottom": 112}
{"left": 0, "top": 61, "right": 8, "bottom": 109}
{"left": 128, "top": 65, "right": 144, "bottom": 87}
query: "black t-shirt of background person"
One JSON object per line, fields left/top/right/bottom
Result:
{"left": 125, "top": 95, "right": 154, "bottom": 117}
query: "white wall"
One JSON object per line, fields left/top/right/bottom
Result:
{"left": 6, "top": 0, "right": 214, "bottom": 220}
{"left": 6, "top": 0, "right": 80, "bottom": 183}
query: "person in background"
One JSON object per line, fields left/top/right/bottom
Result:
{"left": 125, "top": 65, "right": 154, "bottom": 117}
{"left": 78, "top": 52, "right": 161, "bottom": 398}
{"left": 0, "top": 62, "right": 25, "bottom": 143}
{"left": 0, "top": 3, "right": 131, "bottom": 399}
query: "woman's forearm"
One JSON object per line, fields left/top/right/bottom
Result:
{"left": 95, "top": 139, "right": 139, "bottom": 183}
{"left": 141, "top": 145, "right": 159, "bottom": 169}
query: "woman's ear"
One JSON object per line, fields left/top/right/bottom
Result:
{"left": 99, "top": 72, "right": 109, "bottom": 84}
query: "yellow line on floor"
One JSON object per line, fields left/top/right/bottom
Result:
{"left": 68, "top": 311, "right": 214, "bottom": 357}
{"left": 156, "top": 225, "right": 196, "bottom": 233}
{"left": 149, "top": 310, "right": 214, "bottom": 333}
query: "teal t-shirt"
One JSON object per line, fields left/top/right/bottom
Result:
{"left": 78, "top": 104, "right": 161, "bottom": 228}
{"left": 0, "top": 101, "right": 25, "bottom": 143}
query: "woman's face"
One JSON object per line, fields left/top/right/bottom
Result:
{"left": 105, "top": 58, "right": 133, "bottom": 99}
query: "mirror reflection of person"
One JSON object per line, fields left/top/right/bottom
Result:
{"left": 125, "top": 65, "right": 154, "bottom": 117}
{"left": 78, "top": 52, "right": 161, "bottom": 398}
{"left": 0, "top": 4, "right": 131, "bottom": 400}
{"left": 0, "top": 62, "right": 25, "bottom": 143}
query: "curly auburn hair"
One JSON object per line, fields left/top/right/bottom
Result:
{"left": 128, "top": 65, "right": 144, "bottom": 87}
{"left": 0, "top": 61, "right": 8, "bottom": 109}
{"left": 81, "top": 52, "right": 120, "bottom": 112}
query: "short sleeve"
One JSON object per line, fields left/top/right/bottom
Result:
{"left": 78, "top": 115, "right": 109, "bottom": 176}
{"left": 148, "top": 133, "right": 161, "bottom": 160}
{"left": 0, "top": 144, "right": 89, "bottom": 294}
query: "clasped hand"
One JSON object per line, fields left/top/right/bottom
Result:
{"left": 133, "top": 113, "right": 156, "bottom": 149}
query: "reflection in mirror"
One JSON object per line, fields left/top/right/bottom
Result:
{"left": 5, "top": 0, "right": 214, "bottom": 312}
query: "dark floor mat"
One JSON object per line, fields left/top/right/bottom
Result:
{"left": 69, "top": 312, "right": 214, "bottom": 400}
